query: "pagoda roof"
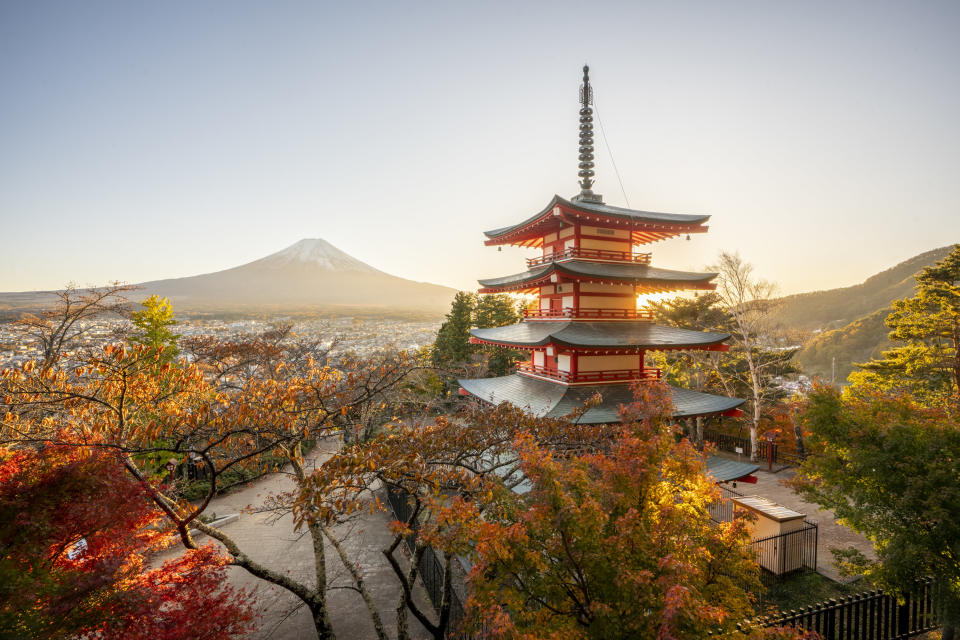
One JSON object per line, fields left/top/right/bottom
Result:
{"left": 470, "top": 321, "right": 730, "bottom": 350}
{"left": 705, "top": 457, "right": 760, "bottom": 484}
{"left": 457, "top": 374, "right": 744, "bottom": 423}
{"left": 483, "top": 195, "right": 711, "bottom": 247}
{"left": 478, "top": 260, "right": 717, "bottom": 293}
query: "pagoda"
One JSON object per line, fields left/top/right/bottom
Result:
{"left": 458, "top": 66, "right": 745, "bottom": 424}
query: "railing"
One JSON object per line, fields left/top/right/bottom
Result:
{"left": 516, "top": 362, "right": 661, "bottom": 384}
{"left": 708, "top": 487, "right": 818, "bottom": 578}
{"left": 745, "top": 578, "right": 941, "bottom": 639}
{"left": 526, "top": 247, "right": 652, "bottom": 268}
{"left": 384, "top": 485, "right": 470, "bottom": 637}
{"left": 707, "top": 484, "right": 745, "bottom": 524}
{"left": 750, "top": 521, "right": 818, "bottom": 577}
{"left": 523, "top": 308, "right": 654, "bottom": 321}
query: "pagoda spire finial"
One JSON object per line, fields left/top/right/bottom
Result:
{"left": 575, "top": 65, "right": 603, "bottom": 203}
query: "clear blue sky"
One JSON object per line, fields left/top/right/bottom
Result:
{"left": 1, "top": 0, "right": 958, "bottom": 295}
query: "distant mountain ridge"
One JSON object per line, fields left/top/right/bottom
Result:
{"left": 0, "top": 239, "right": 457, "bottom": 316}
{"left": 779, "top": 244, "right": 957, "bottom": 381}
{"left": 773, "top": 245, "right": 956, "bottom": 332}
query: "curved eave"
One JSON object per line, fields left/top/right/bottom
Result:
{"left": 483, "top": 195, "right": 711, "bottom": 247}
{"left": 477, "top": 261, "right": 718, "bottom": 294}
{"left": 469, "top": 321, "right": 731, "bottom": 351}
{"left": 457, "top": 374, "right": 745, "bottom": 423}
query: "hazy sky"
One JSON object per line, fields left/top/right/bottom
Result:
{"left": 1, "top": 1, "right": 958, "bottom": 296}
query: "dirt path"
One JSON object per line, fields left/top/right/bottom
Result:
{"left": 157, "top": 445, "right": 432, "bottom": 640}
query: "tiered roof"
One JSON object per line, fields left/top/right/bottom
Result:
{"left": 483, "top": 195, "right": 710, "bottom": 247}
{"left": 478, "top": 261, "right": 718, "bottom": 294}
{"left": 470, "top": 321, "right": 730, "bottom": 350}
{"left": 458, "top": 374, "right": 744, "bottom": 424}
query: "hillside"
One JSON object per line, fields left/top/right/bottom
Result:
{"left": 0, "top": 239, "right": 457, "bottom": 317}
{"left": 795, "top": 308, "right": 892, "bottom": 381}
{"left": 773, "top": 245, "right": 955, "bottom": 331}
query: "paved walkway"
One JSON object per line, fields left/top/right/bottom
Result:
{"left": 157, "top": 448, "right": 432, "bottom": 640}
{"left": 717, "top": 452, "right": 877, "bottom": 582}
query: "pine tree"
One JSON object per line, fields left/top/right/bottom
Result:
{"left": 431, "top": 291, "right": 476, "bottom": 367}
{"left": 849, "top": 244, "right": 960, "bottom": 405}
{"left": 473, "top": 294, "right": 523, "bottom": 376}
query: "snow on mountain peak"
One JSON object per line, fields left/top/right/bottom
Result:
{"left": 263, "top": 239, "right": 380, "bottom": 273}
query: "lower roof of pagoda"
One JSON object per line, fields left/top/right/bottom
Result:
{"left": 477, "top": 260, "right": 718, "bottom": 293}
{"left": 470, "top": 321, "right": 730, "bottom": 350}
{"left": 482, "top": 195, "right": 711, "bottom": 247}
{"left": 458, "top": 374, "right": 744, "bottom": 423}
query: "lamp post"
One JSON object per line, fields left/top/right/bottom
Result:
{"left": 164, "top": 457, "right": 178, "bottom": 483}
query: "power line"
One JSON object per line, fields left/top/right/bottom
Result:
{"left": 593, "top": 97, "right": 631, "bottom": 208}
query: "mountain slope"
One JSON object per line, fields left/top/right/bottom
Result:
{"left": 136, "top": 239, "right": 456, "bottom": 312}
{"left": 795, "top": 308, "right": 893, "bottom": 381}
{"left": 773, "top": 245, "right": 956, "bottom": 331}
{"left": 0, "top": 239, "right": 457, "bottom": 317}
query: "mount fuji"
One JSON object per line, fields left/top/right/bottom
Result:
{"left": 131, "top": 238, "right": 456, "bottom": 312}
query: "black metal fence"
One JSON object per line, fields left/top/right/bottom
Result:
{"left": 708, "top": 484, "right": 746, "bottom": 523}
{"left": 702, "top": 429, "right": 806, "bottom": 467}
{"left": 749, "top": 521, "right": 818, "bottom": 577}
{"left": 747, "top": 578, "right": 941, "bottom": 639}
{"left": 383, "top": 485, "right": 469, "bottom": 636}
{"left": 708, "top": 485, "right": 818, "bottom": 578}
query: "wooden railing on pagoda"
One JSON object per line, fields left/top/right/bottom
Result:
{"left": 516, "top": 363, "right": 662, "bottom": 384}
{"left": 526, "top": 247, "right": 652, "bottom": 268}
{"left": 523, "top": 308, "right": 654, "bottom": 321}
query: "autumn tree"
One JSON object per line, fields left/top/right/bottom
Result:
{"left": 464, "top": 383, "right": 764, "bottom": 639}
{"left": 712, "top": 252, "right": 796, "bottom": 460}
{"left": 294, "top": 399, "right": 625, "bottom": 640}
{"left": 1, "top": 337, "right": 416, "bottom": 640}
{"left": 792, "top": 385, "right": 960, "bottom": 639}
{"left": 127, "top": 294, "right": 180, "bottom": 360}
{"left": 848, "top": 243, "right": 960, "bottom": 406}
{"left": 12, "top": 282, "right": 134, "bottom": 370}
{"left": 0, "top": 442, "right": 255, "bottom": 639}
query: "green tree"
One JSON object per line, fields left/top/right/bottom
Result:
{"left": 472, "top": 294, "right": 523, "bottom": 376}
{"left": 649, "top": 291, "right": 798, "bottom": 450}
{"left": 848, "top": 244, "right": 960, "bottom": 406}
{"left": 793, "top": 386, "right": 960, "bottom": 639}
{"left": 431, "top": 291, "right": 476, "bottom": 368}
{"left": 127, "top": 294, "right": 180, "bottom": 360}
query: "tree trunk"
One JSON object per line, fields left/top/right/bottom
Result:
{"left": 791, "top": 410, "right": 806, "bottom": 460}
{"left": 695, "top": 416, "right": 704, "bottom": 450}
{"left": 322, "top": 524, "right": 387, "bottom": 640}
{"left": 385, "top": 541, "right": 439, "bottom": 639}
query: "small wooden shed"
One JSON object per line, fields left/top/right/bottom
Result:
{"left": 731, "top": 496, "right": 808, "bottom": 575}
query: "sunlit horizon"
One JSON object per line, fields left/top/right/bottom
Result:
{"left": 2, "top": 1, "right": 958, "bottom": 297}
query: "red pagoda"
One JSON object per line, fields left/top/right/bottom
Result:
{"left": 458, "top": 66, "right": 745, "bottom": 424}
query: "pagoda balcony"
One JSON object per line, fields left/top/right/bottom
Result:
{"left": 523, "top": 307, "right": 654, "bottom": 321}
{"left": 516, "top": 362, "right": 662, "bottom": 384}
{"left": 526, "top": 247, "right": 652, "bottom": 268}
